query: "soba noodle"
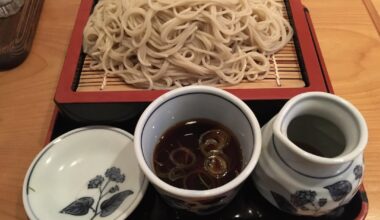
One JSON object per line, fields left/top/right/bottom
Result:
{"left": 83, "top": 0, "right": 293, "bottom": 89}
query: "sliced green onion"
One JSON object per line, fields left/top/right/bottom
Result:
{"left": 199, "top": 129, "right": 230, "bottom": 156}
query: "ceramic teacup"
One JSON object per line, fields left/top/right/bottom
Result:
{"left": 134, "top": 85, "right": 261, "bottom": 214}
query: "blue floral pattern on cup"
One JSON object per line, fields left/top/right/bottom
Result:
{"left": 324, "top": 180, "right": 352, "bottom": 202}
{"left": 271, "top": 180, "right": 353, "bottom": 215}
{"left": 354, "top": 165, "right": 363, "bottom": 180}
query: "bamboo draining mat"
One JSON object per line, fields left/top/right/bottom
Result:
{"left": 76, "top": 0, "right": 305, "bottom": 92}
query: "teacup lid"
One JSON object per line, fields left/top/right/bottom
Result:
{"left": 23, "top": 126, "right": 148, "bottom": 220}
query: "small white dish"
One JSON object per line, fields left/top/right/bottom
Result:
{"left": 23, "top": 126, "right": 148, "bottom": 220}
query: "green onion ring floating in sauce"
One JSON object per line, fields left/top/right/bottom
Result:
{"left": 204, "top": 152, "right": 229, "bottom": 179}
{"left": 199, "top": 129, "right": 230, "bottom": 156}
{"left": 169, "top": 146, "right": 196, "bottom": 168}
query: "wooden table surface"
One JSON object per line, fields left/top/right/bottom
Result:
{"left": 0, "top": 0, "right": 379, "bottom": 219}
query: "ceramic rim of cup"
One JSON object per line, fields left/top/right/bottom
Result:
{"left": 134, "top": 85, "right": 262, "bottom": 199}
{"left": 273, "top": 92, "right": 368, "bottom": 165}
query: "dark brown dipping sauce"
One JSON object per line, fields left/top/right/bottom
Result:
{"left": 153, "top": 118, "right": 243, "bottom": 190}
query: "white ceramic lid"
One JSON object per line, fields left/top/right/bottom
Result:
{"left": 23, "top": 126, "right": 148, "bottom": 220}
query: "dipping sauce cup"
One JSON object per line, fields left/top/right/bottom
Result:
{"left": 134, "top": 85, "right": 261, "bottom": 214}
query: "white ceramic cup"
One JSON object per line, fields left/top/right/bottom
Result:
{"left": 134, "top": 85, "right": 261, "bottom": 214}
{"left": 252, "top": 92, "right": 368, "bottom": 216}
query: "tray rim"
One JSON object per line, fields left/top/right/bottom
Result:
{"left": 54, "top": 0, "right": 332, "bottom": 104}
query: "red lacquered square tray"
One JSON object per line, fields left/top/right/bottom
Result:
{"left": 54, "top": 0, "right": 333, "bottom": 122}
{"left": 48, "top": 2, "right": 368, "bottom": 218}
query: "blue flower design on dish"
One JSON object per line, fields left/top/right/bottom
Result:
{"left": 60, "top": 166, "right": 133, "bottom": 219}
{"left": 88, "top": 175, "right": 104, "bottom": 189}
{"left": 105, "top": 167, "right": 125, "bottom": 183}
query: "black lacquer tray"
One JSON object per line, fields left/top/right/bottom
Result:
{"left": 47, "top": 100, "right": 368, "bottom": 220}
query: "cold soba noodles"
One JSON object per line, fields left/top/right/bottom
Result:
{"left": 153, "top": 119, "right": 243, "bottom": 190}
{"left": 83, "top": 0, "right": 293, "bottom": 89}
